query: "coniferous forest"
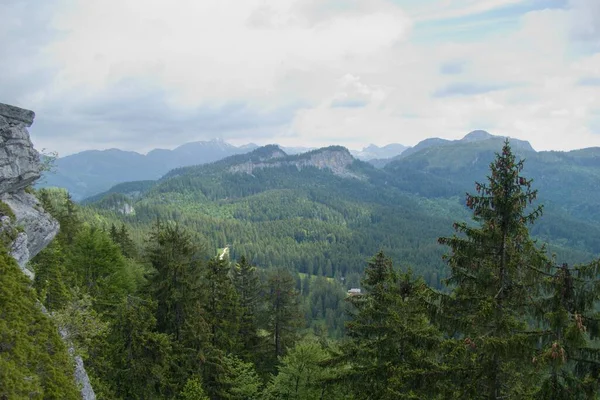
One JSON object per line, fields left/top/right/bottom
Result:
{"left": 2, "top": 140, "right": 599, "bottom": 399}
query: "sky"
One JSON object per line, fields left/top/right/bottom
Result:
{"left": 1, "top": 0, "right": 600, "bottom": 156}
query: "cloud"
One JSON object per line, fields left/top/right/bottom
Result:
{"left": 2, "top": 0, "right": 600, "bottom": 156}
{"left": 30, "top": 79, "right": 299, "bottom": 155}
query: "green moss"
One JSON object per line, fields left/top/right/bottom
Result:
{"left": 0, "top": 200, "right": 15, "bottom": 223}
{"left": 0, "top": 243, "right": 80, "bottom": 399}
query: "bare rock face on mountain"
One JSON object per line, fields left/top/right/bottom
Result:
{"left": 0, "top": 104, "right": 58, "bottom": 274}
{"left": 229, "top": 146, "right": 364, "bottom": 179}
{"left": 0, "top": 102, "right": 95, "bottom": 400}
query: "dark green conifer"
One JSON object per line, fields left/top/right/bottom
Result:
{"left": 265, "top": 268, "right": 301, "bottom": 363}
{"left": 232, "top": 255, "right": 262, "bottom": 362}
{"left": 535, "top": 261, "right": 600, "bottom": 399}
{"left": 437, "top": 140, "right": 549, "bottom": 399}
{"left": 340, "top": 251, "right": 444, "bottom": 399}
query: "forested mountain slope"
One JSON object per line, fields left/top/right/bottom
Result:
{"left": 83, "top": 138, "right": 600, "bottom": 289}
{"left": 40, "top": 140, "right": 259, "bottom": 200}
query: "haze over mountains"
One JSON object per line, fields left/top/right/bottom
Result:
{"left": 41, "top": 130, "right": 539, "bottom": 200}
{"left": 81, "top": 130, "right": 600, "bottom": 287}
{"left": 40, "top": 138, "right": 411, "bottom": 200}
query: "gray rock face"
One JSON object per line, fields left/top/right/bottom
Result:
{"left": 0, "top": 113, "right": 42, "bottom": 194}
{"left": 74, "top": 356, "right": 96, "bottom": 400}
{"left": 0, "top": 103, "right": 35, "bottom": 126}
{"left": 0, "top": 102, "right": 96, "bottom": 400}
{"left": 2, "top": 191, "right": 59, "bottom": 272}
{"left": 229, "top": 147, "right": 364, "bottom": 179}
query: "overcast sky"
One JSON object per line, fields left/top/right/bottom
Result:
{"left": 1, "top": 0, "right": 600, "bottom": 156}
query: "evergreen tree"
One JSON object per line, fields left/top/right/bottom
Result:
{"left": 437, "top": 140, "right": 550, "bottom": 399}
{"left": 31, "top": 240, "right": 71, "bottom": 311}
{"left": 218, "top": 354, "right": 262, "bottom": 400}
{"left": 60, "top": 192, "right": 80, "bottom": 245}
{"left": 67, "top": 226, "right": 136, "bottom": 309}
{"left": 265, "top": 338, "right": 348, "bottom": 400}
{"left": 232, "top": 255, "right": 262, "bottom": 362}
{"left": 340, "top": 251, "right": 444, "bottom": 399}
{"left": 110, "top": 223, "right": 138, "bottom": 259}
{"left": 104, "top": 296, "right": 173, "bottom": 399}
{"left": 0, "top": 244, "right": 80, "bottom": 399}
{"left": 180, "top": 377, "right": 210, "bottom": 400}
{"left": 145, "top": 221, "right": 201, "bottom": 341}
{"left": 201, "top": 255, "right": 240, "bottom": 353}
{"left": 535, "top": 261, "right": 600, "bottom": 399}
{"left": 265, "top": 268, "right": 301, "bottom": 364}
{"left": 199, "top": 256, "right": 241, "bottom": 399}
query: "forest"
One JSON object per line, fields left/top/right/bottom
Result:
{"left": 3, "top": 141, "right": 600, "bottom": 399}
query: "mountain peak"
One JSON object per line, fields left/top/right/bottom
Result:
{"left": 461, "top": 130, "right": 494, "bottom": 142}
{"left": 250, "top": 144, "right": 287, "bottom": 160}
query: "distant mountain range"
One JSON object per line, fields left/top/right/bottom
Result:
{"left": 40, "top": 138, "right": 410, "bottom": 200}
{"left": 39, "top": 130, "right": 542, "bottom": 200}
{"left": 40, "top": 139, "right": 258, "bottom": 200}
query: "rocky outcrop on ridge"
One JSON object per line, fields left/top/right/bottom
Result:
{"left": 229, "top": 146, "right": 364, "bottom": 179}
{"left": 0, "top": 102, "right": 95, "bottom": 400}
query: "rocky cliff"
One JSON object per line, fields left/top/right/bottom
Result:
{"left": 0, "top": 103, "right": 95, "bottom": 400}
{"left": 229, "top": 146, "right": 365, "bottom": 179}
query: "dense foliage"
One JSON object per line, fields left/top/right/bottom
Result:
{"left": 4, "top": 140, "right": 600, "bottom": 399}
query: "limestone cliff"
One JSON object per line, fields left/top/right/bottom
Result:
{"left": 229, "top": 145, "right": 365, "bottom": 180}
{"left": 0, "top": 103, "right": 95, "bottom": 400}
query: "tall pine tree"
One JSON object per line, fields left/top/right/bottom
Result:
{"left": 437, "top": 140, "right": 549, "bottom": 399}
{"left": 232, "top": 255, "right": 262, "bottom": 363}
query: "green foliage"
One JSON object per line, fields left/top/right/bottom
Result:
{"left": 340, "top": 251, "right": 445, "bottom": 399}
{"left": 52, "top": 292, "right": 109, "bottom": 359}
{"left": 232, "top": 256, "right": 262, "bottom": 362}
{"left": 0, "top": 200, "right": 15, "bottom": 222}
{"left": 21, "top": 140, "right": 600, "bottom": 398}
{"left": 265, "top": 339, "right": 346, "bottom": 400}
{"left": 533, "top": 261, "right": 600, "bottom": 399}
{"left": 68, "top": 226, "right": 139, "bottom": 308}
{"left": 32, "top": 240, "right": 71, "bottom": 311}
{"left": 0, "top": 244, "right": 80, "bottom": 399}
{"left": 145, "top": 221, "right": 203, "bottom": 341}
{"left": 437, "top": 140, "right": 550, "bottom": 398}
{"left": 180, "top": 377, "right": 209, "bottom": 400}
{"left": 201, "top": 256, "right": 240, "bottom": 352}
{"left": 219, "top": 354, "right": 262, "bottom": 400}
{"left": 266, "top": 268, "right": 301, "bottom": 363}
{"left": 101, "top": 296, "right": 174, "bottom": 399}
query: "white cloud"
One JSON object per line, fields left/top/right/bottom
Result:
{"left": 2, "top": 0, "right": 600, "bottom": 155}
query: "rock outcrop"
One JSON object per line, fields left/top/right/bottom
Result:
{"left": 229, "top": 146, "right": 364, "bottom": 180}
{"left": 0, "top": 104, "right": 58, "bottom": 274}
{"left": 0, "top": 102, "right": 95, "bottom": 400}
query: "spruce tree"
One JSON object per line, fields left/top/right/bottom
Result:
{"left": 265, "top": 268, "right": 301, "bottom": 365}
{"left": 535, "top": 261, "right": 600, "bottom": 399}
{"left": 201, "top": 255, "right": 240, "bottom": 353}
{"left": 145, "top": 221, "right": 201, "bottom": 341}
{"left": 340, "top": 251, "right": 444, "bottom": 399}
{"left": 31, "top": 240, "right": 71, "bottom": 311}
{"left": 199, "top": 256, "right": 241, "bottom": 399}
{"left": 437, "top": 140, "right": 549, "bottom": 399}
{"left": 105, "top": 296, "right": 173, "bottom": 399}
{"left": 232, "top": 255, "right": 262, "bottom": 362}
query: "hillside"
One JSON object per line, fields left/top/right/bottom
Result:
{"left": 40, "top": 139, "right": 259, "bottom": 200}
{"left": 83, "top": 138, "right": 600, "bottom": 289}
